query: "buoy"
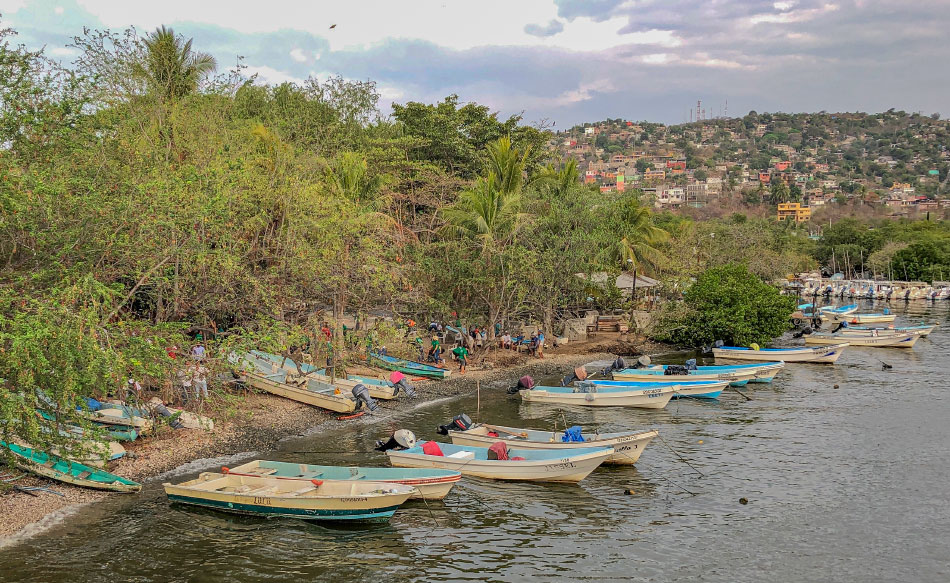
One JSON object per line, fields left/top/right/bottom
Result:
{"left": 624, "top": 489, "right": 636, "bottom": 495}
{"left": 833, "top": 384, "right": 839, "bottom": 389}
{"left": 698, "top": 440, "right": 704, "bottom": 444}
{"left": 739, "top": 497, "right": 748, "bottom": 505}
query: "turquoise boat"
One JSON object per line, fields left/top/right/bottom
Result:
{"left": 0, "top": 440, "right": 141, "bottom": 492}
{"left": 36, "top": 408, "right": 139, "bottom": 442}
{"left": 587, "top": 379, "right": 725, "bottom": 399}
{"left": 225, "top": 459, "right": 462, "bottom": 500}
{"left": 614, "top": 362, "right": 785, "bottom": 385}
{"left": 370, "top": 352, "right": 452, "bottom": 379}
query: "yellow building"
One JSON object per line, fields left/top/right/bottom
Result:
{"left": 777, "top": 202, "right": 811, "bottom": 223}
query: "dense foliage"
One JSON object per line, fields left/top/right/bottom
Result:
{"left": 656, "top": 264, "right": 798, "bottom": 347}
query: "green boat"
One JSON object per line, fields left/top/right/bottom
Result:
{"left": 0, "top": 441, "right": 141, "bottom": 493}
{"left": 369, "top": 353, "right": 452, "bottom": 379}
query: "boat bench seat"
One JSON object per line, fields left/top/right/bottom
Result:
{"left": 447, "top": 451, "right": 475, "bottom": 460}
{"left": 247, "top": 468, "right": 278, "bottom": 476}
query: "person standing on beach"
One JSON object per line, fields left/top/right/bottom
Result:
{"left": 452, "top": 344, "right": 469, "bottom": 373}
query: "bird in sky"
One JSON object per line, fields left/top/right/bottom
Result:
{"left": 329, "top": 24, "right": 337, "bottom": 29}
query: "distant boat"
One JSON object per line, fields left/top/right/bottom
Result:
{"left": 369, "top": 353, "right": 451, "bottom": 379}
{"left": 520, "top": 384, "right": 675, "bottom": 408}
{"left": 713, "top": 344, "right": 848, "bottom": 364}
{"left": 588, "top": 378, "right": 727, "bottom": 399}
{"left": 831, "top": 312, "right": 897, "bottom": 324}
{"left": 818, "top": 304, "right": 858, "bottom": 315}
{"left": 224, "top": 459, "right": 461, "bottom": 500}
{"left": 1, "top": 441, "right": 140, "bottom": 493}
{"left": 841, "top": 323, "right": 937, "bottom": 337}
{"left": 248, "top": 351, "right": 398, "bottom": 400}
{"left": 805, "top": 332, "right": 919, "bottom": 348}
{"left": 612, "top": 361, "right": 784, "bottom": 385}
{"left": 386, "top": 441, "right": 613, "bottom": 482}
{"left": 447, "top": 424, "right": 658, "bottom": 465}
{"left": 163, "top": 472, "right": 415, "bottom": 522}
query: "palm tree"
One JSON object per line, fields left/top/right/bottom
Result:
{"left": 138, "top": 26, "right": 217, "bottom": 103}
{"left": 599, "top": 199, "right": 669, "bottom": 300}
{"left": 485, "top": 136, "right": 530, "bottom": 195}
{"left": 538, "top": 158, "right": 580, "bottom": 197}
{"left": 441, "top": 177, "right": 525, "bottom": 254}
{"left": 328, "top": 152, "right": 384, "bottom": 204}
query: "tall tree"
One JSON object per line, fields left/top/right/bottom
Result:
{"left": 136, "top": 26, "right": 216, "bottom": 104}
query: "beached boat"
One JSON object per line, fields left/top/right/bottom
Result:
{"left": 386, "top": 441, "right": 613, "bottom": 482}
{"left": 248, "top": 351, "right": 397, "bottom": 400}
{"left": 612, "top": 362, "right": 784, "bottom": 385}
{"left": 841, "top": 323, "right": 937, "bottom": 337}
{"left": 163, "top": 472, "right": 414, "bottom": 522}
{"left": 805, "top": 332, "right": 919, "bottom": 348}
{"left": 520, "top": 384, "right": 675, "bottom": 408}
{"left": 225, "top": 460, "right": 461, "bottom": 500}
{"left": 49, "top": 438, "right": 125, "bottom": 468}
{"left": 1, "top": 441, "right": 141, "bottom": 492}
{"left": 242, "top": 368, "right": 359, "bottom": 413}
{"left": 448, "top": 424, "right": 658, "bottom": 465}
{"left": 818, "top": 303, "right": 858, "bottom": 315}
{"left": 831, "top": 312, "right": 897, "bottom": 324}
{"left": 35, "top": 409, "right": 139, "bottom": 442}
{"left": 369, "top": 353, "right": 452, "bottom": 379}
{"left": 588, "top": 378, "right": 727, "bottom": 399}
{"left": 713, "top": 344, "right": 848, "bottom": 364}
{"left": 96, "top": 399, "right": 215, "bottom": 431}
{"left": 79, "top": 405, "right": 153, "bottom": 433}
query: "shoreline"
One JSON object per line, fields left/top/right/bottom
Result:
{"left": 0, "top": 334, "right": 664, "bottom": 547}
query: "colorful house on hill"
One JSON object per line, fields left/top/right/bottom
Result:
{"left": 759, "top": 172, "right": 772, "bottom": 184}
{"left": 775, "top": 161, "right": 791, "bottom": 172}
{"left": 777, "top": 202, "right": 811, "bottom": 223}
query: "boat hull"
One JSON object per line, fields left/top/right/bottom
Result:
{"left": 590, "top": 379, "right": 727, "bottom": 398}
{"left": 805, "top": 333, "right": 918, "bottom": 348}
{"left": 163, "top": 473, "right": 413, "bottom": 522}
{"left": 1, "top": 441, "right": 140, "bottom": 492}
{"left": 520, "top": 386, "right": 675, "bottom": 408}
{"left": 243, "top": 372, "right": 358, "bottom": 413}
{"left": 713, "top": 344, "right": 847, "bottom": 364}
{"left": 225, "top": 460, "right": 461, "bottom": 500}
{"left": 832, "top": 313, "right": 897, "bottom": 324}
{"left": 370, "top": 354, "right": 451, "bottom": 379}
{"left": 248, "top": 351, "right": 398, "bottom": 400}
{"left": 387, "top": 447, "right": 611, "bottom": 482}
{"left": 448, "top": 427, "right": 658, "bottom": 465}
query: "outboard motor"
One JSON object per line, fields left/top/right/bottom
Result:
{"left": 151, "top": 402, "right": 185, "bottom": 429}
{"left": 351, "top": 384, "right": 378, "bottom": 412}
{"left": 599, "top": 356, "right": 627, "bottom": 376}
{"left": 793, "top": 326, "right": 814, "bottom": 339}
{"left": 561, "top": 367, "right": 588, "bottom": 387}
{"left": 685, "top": 358, "right": 697, "bottom": 371}
{"left": 375, "top": 429, "right": 416, "bottom": 451}
{"left": 664, "top": 364, "right": 690, "bottom": 375}
{"left": 508, "top": 374, "right": 535, "bottom": 394}
{"left": 634, "top": 355, "right": 651, "bottom": 369}
{"left": 436, "top": 413, "right": 473, "bottom": 435}
{"left": 389, "top": 371, "right": 416, "bottom": 398}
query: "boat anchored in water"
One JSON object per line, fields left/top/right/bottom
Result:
{"left": 224, "top": 459, "right": 461, "bottom": 500}
{"left": 519, "top": 383, "right": 676, "bottom": 408}
{"left": 163, "top": 472, "right": 415, "bottom": 522}
{"left": 805, "top": 331, "right": 919, "bottom": 348}
{"left": 713, "top": 343, "right": 848, "bottom": 364}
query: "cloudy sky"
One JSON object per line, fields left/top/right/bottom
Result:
{"left": 1, "top": 0, "right": 947, "bottom": 125}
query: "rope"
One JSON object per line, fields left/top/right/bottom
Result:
{"left": 656, "top": 435, "right": 706, "bottom": 477}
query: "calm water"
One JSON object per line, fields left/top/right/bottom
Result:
{"left": 3, "top": 301, "right": 949, "bottom": 582}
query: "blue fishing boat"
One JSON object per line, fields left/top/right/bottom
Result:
{"left": 613, "top": 361, "right": 784, "bottom": 385}
{"left": 369, "top": 352, "right": 452, "bottom": 379}
{"left": 587, "top": 379, "right": 726, "bottom": 399}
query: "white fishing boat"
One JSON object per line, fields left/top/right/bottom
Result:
{"left": 163, "top": 472, "right": 415, "bottom": 521}
{"left": 612, "top": 362, "right": 784, "bottom": 385}
{"left": 805, "top": 332, "right": 919, "bottom": 348}
{"left": 520, "top": 384, "right": 675, "bottom": 408}
{"left": 589, "top": 379, "right": 728, "bottom": 399}
{"left": 386, "top": 441, "right": 613, "bottom": 482}
{"left": 448, "top": 424, "right": 658, "bottom": 465}
{"left": 831, "top": 312, "right": 897, "bottom": 324}
{"left": 225, "top": 460, "right": 461, "bottom": 500}
{"left": 713, "top": 344, "right": 848, "bottom": 364}
{"left": 841, "top": 324, "right": 937, "bottom": 337}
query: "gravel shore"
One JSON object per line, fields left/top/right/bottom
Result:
{"left": 0, "top": 335, "right": 662, "bottom": 547}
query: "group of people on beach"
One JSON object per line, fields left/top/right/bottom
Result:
{"left": 166, "top": 335, "right": 210, "bottom": 401}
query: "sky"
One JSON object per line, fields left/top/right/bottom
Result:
{"left": 1, "top": 0, "right": 948, "bottom": 126}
